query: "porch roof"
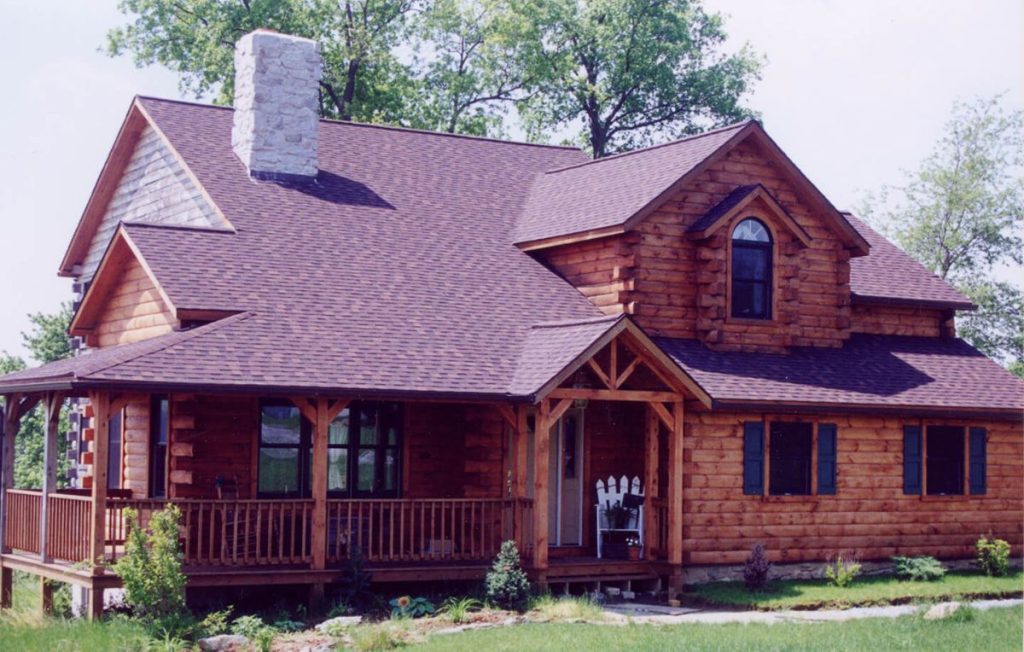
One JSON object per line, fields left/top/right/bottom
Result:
{"left": 656, "top": 333, "right": 1023, "bottom": 418}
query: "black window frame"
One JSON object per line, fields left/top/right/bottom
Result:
{"left": 731, "top": 218, "right": 773, "bottom": 320}
{"left": 926, "top": 425, "right": 965, "bottom": 496}
{"left": 768, "top": 421, "right": 813, "bottom": 496}
{"left": 107, "top": 410, "right": 123, "bottom": 491}
{"left": 257, "top": 400, "right": 403, "bottom": 499}
{"left": 149, "top": 396, "right": 169, "bottom": 498}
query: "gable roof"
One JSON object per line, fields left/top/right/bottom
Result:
{"left": 845, "top": 213, "right": 974, "bottom": 310}
{"left": 658, "top": 334, "right": 1023, "bottom": 419}
{"left": 514, "top": 120, "right": 870, "bottom": 255}
{"left": 687, "top": 183, "right": 811, "bottom": 246}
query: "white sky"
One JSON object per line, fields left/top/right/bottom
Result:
{"left": 0, "top": 0, "right": 1021, "bottom": 361}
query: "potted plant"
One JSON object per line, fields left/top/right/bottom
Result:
{"left": 603, "top": 501, "right": 634, "bottom": 529}
{"left": 625, "top": 535, "right": 642, "bottom": 560}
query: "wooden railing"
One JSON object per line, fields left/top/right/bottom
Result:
{"left": 47, "top": 493, "right": 92, "bottom": 563}
{"left": 105, "top": 498, "right": 166, "bottom": 560}
{"left": 178, "top": 499, "right": 314, "bottom": 566}
{"left": 4, "top": 489, "right": 42, "bottom": 555}
{"left": 326, "top": 498, "right": 531, "bottom": 563}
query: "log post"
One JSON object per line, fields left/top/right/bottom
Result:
{"left": 88, "top": 392, "right": 110, "bottom": 576}
{"left": 40, "top": 393, "right": 62, "bottom": 562}
{"left": 0, "top": 563, "right": 10, "bottom": 610}
{"left": 643, "top": 404, "right": 659, "bottom": 561}
{"left": 531, "top": 400, "right": 550, "bottom": 586}
{"left": 40, "top": 578, "right": 54, "bottom": 615}
{"left": 513, "top": 405, "right": 529, "bottom": 551}
{"left": 1, "top": 396, "right": 24, "bottom": 555}
{"left": 667, "top": 399, "right": 685, "bottom": 599}
{"left": 309, "top": 397, "right": 329, "bottom": 605}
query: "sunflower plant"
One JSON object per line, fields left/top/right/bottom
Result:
{"left": 389, "top": 595, "right": 436, "bottom": 619}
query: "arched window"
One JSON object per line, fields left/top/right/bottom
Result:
{"left": 731, "top": 218, "right": 772, "bottom": 319}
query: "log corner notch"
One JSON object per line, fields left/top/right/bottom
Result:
{"left": 290, "top": 396, "right": 349, "bottom": 604}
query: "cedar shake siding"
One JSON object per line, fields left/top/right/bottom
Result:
{"left": 80, "top": 125, "right": 223, "bottom": 281}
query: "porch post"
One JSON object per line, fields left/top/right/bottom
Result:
{"left": 39, "top": 393, "right": 62, "bottom": 562}
{"left": 667, "top": 399, "right": 685, "bottom": 597}
{"left": 309, "top": 398, "right": 329, "bottom": 604}
{"left": 531, "top": 399, "right": 550, "bottom": 584}
{"left": 0, "top": 398, "right": 16, "bottom": 558}
{"left": 88, "top": 393, "right": 110, "bottom": 573}
{"left": 643, "top": 404, "right": 659, "bottom": 561}
{"left": 512, "top": 405, "right": 529, "bottom": 551}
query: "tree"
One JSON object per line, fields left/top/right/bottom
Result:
{"left": 106, "top": 0, "right": 418, "bottom": 123}
{"left": 514, "top": 0, "right": 762, "bottom": 156}
{"left": 861, "top": 97, "right": 1024, "bottom": 375}
{"left": 0, "top": 304, "right": 74, "bottom": 489}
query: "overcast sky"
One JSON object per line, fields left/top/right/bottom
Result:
{"left": 0, "top": 0, "right": 1021, "bottom": 361}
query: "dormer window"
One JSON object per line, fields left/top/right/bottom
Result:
{"left": 731, "top": 218, "right": 772, "bottom": 320}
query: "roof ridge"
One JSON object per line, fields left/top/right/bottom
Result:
{"left": 121, "top": 221, "right": 235, "bottom": 235}
{"left": 542, "top": 120, "right": 756, "bottom": 174}
{"left": 136, "top": 95, "right": 584, "bottom": 152}
{"left": 530, "top": 314, "right": 623, "bottom": 329}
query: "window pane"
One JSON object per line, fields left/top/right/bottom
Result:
{"left": 108, "top": 412, "right": 123, "bottom": 491}
{"left": 732, "top": 281, "right": 769, "bottom": 319}
{"left": 328, "top": 449, "right": 348, "bottom": 492}
{"left": 358, "top": 449, "right": 377, "bottom": 492}
{"left": 384, "top": 450, "right": 397, "bottom": 490}
{"left": 259, "top": 448, "right": 300, "bottom": 494}
{"left": 927, "top": 426, "right": 965, "bottom": 495}
{"left": 734, "top": 218, "right": 770, "bottom": 242}
{"left": 151, "top": 398, "right": 169, "bottom": 498}
{"left": 329, "top": 408, "right": 349, "bottom": 446}
{"left": 359, "top": 406, "right": 378, "bottom": 445}
{"left": 382, "top": 403, "right": 400, "bottom": 445}
{"left": 733, "top": 246, "right": 769, "bottom": 280}
{"left": 261, "top": 406, "right": 301, "bottom": 445}
{"left": 769, "top": 422, "right": 812, "bottom": 495}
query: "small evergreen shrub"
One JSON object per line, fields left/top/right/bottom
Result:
{"left": 337, "top": 545, "right": 375, "bottom": 609}
{"left": 892, "top": 556, "right": 946, "bottom": 581}
{"left": 824, "top": 554, "right": 861, "bottom": 588}
{"left": 975, "top": 536, "right": 1011, "bottom": 577}
{"left": 743, "top": 544, "right": 771, "bottom": 592}
{"left": 114, "top": 505, "right": 186, "bottom": 620}
{"left": 485, "top": 540, "right": 531, "bottom": 610}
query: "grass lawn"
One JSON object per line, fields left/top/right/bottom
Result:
{"left": 411, "top": 606, "right": 1024, "bottom": 652}
{"left": 687, "top": 570, "right": 1024, "bottom": 610}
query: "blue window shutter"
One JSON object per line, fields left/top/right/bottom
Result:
{"left": 903, "top": 425, "right": 922, "bottom": 495}
{"left": 969, "top": 427, "right": 987, "bottom": 495}
{"left": 743, "top": 421, "right": 765, "bottom": 495}
{"left": 817, "top": 423, "right": 837, "bottom": 495}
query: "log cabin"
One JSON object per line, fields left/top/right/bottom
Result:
{"left": 0, "top": 30, "right": 1021, "bottom": 618}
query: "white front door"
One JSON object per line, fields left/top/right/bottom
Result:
{"left": 524, "top": 408, "right": 585, "bottom": 547}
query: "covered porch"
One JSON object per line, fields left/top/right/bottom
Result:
{"left": 0, "top": 323, "right": 697, "bottom": 617}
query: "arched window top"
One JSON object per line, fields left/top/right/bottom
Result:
{"left": 733, "top": 218, "right": 771, "bottom": 243}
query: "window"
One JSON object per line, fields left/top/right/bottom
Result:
{"left": 926, "top": 426, "right": 964, "bottom": 495}
{"left": 768, "top": 422, "right": 812, "bottom": 495}
{"left": 149, "top": 397, "right": 169, "bottom": 498}
{"left": 257, "top": 401, "right": 402, "bottom": 498}
{"left": 107, "top": 411, "right": 123, "bottom": 490}
{"left": 731, "top": 218, "right": 772, "bottom": 320}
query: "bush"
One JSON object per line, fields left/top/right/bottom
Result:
{"left": 442, "top": 596, "right": 482, "bottom": 624}
{"left": 336, "top": 545, "right": 375, "bottom": 610}
{"left": 485, "top": 540, "right": 531, "bottom": 610}
{"left": 389, "top": 595, "right": 435, "bottom": 619}
{"left": 975, "top": 536, "right": 1011, "bottom": 577}
{"left": 824, "top": 554, "right": 861, "bottom": 588}
{"left": 113, "top": 505, "right": 186, "bottom": 620}
{"left": 892, "top": 556, "right": 947, "bottom": 581}
{"left": 743, "top": 544, "right": 771, "bottom": 592}
{"left": 231, "top": 615, "right": 276, "bottom": 652}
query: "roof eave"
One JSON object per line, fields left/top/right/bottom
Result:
{"left": 711, "top": 397, "right": 1022, "bottom": 422}
{"left": 851, "top": 292, "right": 976, "bottom": 312}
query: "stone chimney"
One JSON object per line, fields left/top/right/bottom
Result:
{"left": 231, "top": 30, "right": 322, "bottom": 180}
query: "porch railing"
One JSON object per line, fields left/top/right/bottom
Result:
{"left": 4, "top": 490, "right": 532, "bottom": 570}
{"left": 4, "top": 489, "right": 42, "bottom": 555}
{"left": 325, "top": 498, "right": 532, "bottom": 563}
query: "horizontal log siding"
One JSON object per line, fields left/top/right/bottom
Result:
{"left": 540, "top": 138, "right": 854, "bottom": 351}
{"left": 404, "top": 403, "right": 469, "bottom": 498}
{"left": 92, "top": 255, "right": 174, "bottom": 348}
{"left": 169, "top": 394, "right": 257, "bottom": 499}
{"left": 122, "top": 398, "right": 151, "bottom": 497}
{"left": 850, "top": 304, "right": 943, "bottom": 337}
{"left": 682, "top": 408, "right": 1023, "bottom": 564}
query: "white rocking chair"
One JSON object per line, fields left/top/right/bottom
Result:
{"left": 595, "top": 475, "right": 645, "bottom": 559}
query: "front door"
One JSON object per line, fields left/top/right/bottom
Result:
{"left": 548, "top": 409, "right": 584, "bottom": 546}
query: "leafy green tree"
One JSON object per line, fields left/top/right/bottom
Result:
{"left": 514, "top": 0, "right": 762, "bottom": 156}
{"left": 106, "top": 0, "right": 418, "bottom": 123}
{"left": 1, "top": 304, "right": 74, "bottom": 488}
{"left": 861, "top": 97, "right": 1024, "bottom": 375}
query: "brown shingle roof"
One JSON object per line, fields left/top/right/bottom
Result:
{"left": 845, "top": 213, "right": 973, "bottom": 309}
{"left": 657, "top": 334, "right": 1022, "bottom": 416}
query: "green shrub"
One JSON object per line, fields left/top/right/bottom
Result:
{"left": 441, "top": 596, "right": 482, "bottom": 623}
{"left": 485, "top": 540, "right": 531, "bottom": 611}
{"left": 743, "top": 544, "right": 771, "bottom": 592}
{"left": 231, "top": 615, "right": 276, "bottom": 652}
{"left": 113, "top": 506, "right": 186, "bottom": 620}
{"left": 975, "top": 536, "right": 1011, "bottom": 577}
{"left": 336, "top": 545, "right": 375, "bottom": 609}
{"left": 892, "top": 556, "right": 947, "bottom": 581}
{"left": 824, "top": 554, "right": 861, "bottom": 588}
{"left": 389, "top": 595, "right": 435, "bottom": 619}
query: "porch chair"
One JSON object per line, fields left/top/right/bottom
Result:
{"left": 595, "top": 475, "right": 645, "bottom": 559}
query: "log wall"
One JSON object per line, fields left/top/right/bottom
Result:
{"left": 168, "top": 394, "right": 257, "bottom": 499}
{"left": 91, "top": 254, "right": 175, "bottom": 348}
{"left": 682, "top": 406, "right": 1023, "bottom": 564}
{"left": 850, "top": 304, "right": 946, "bottom": 337}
